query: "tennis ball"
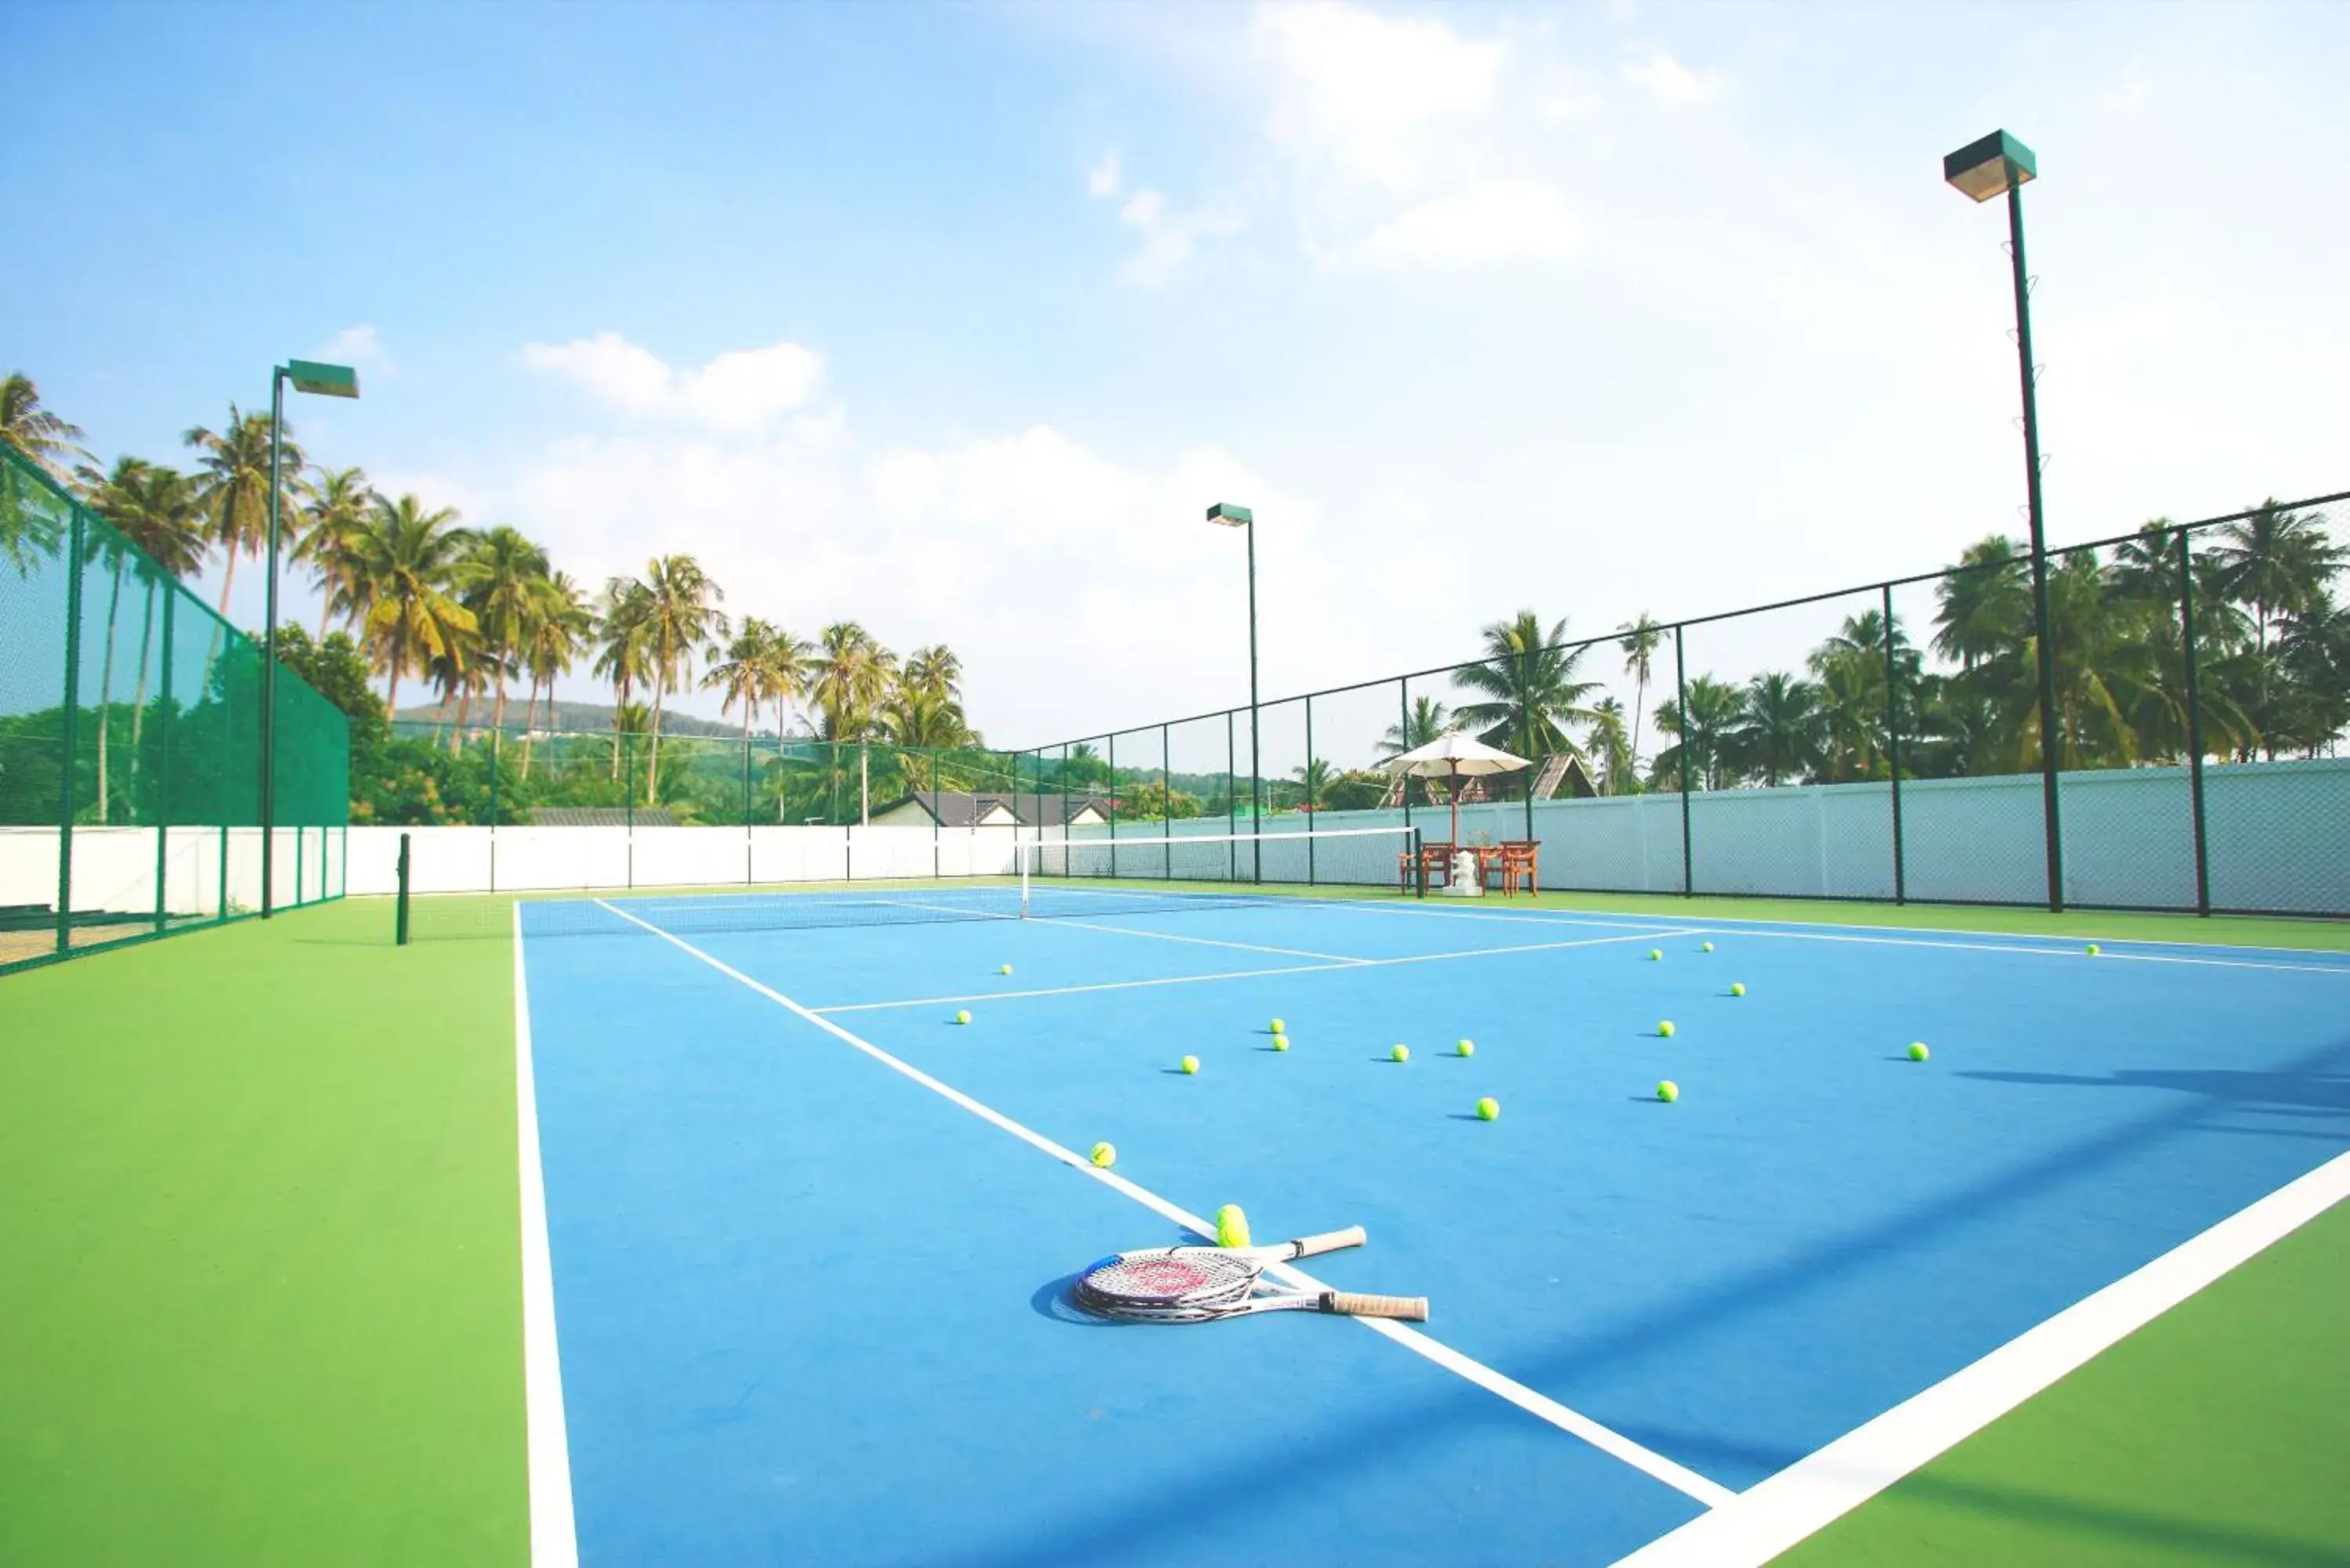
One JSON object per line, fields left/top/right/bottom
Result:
{"left": 1475, "top": 1096, "right": 1499, "bottom": 1121}
{"left": 1657, "top": 1080, "right": 1679, "bottom": 1103}
{"left": 1456, "top": 1039, "right": 1475, "bottom": 1057}
{"left": 1730, "top": 982, "right": 1746, "bottom": 997}
{"left": 2086, "top": 944, "right": 2101, "bottom": 956}
{"left": 1909, "top": 1042, "right": 1930, "bottom": 1062}
{"left": 1648, "top": 948, "right": 1663, "bottom": 961}
{"left": 1215, "top": 1203, "right": 1251, "bottom": 1248}
{"left": 1272, "top": 1035, "right": 1290, "bottom": 1052}
{"left": 1702, "top": 941, "right": 1715, "bottom": 953}
{"left": 1089, "top": 1140, "right": 1116, "bottom": 1169}
{"left": 1000, "top": 963, "right": 1013, "bottom": 975}
{"left": 955, "top": 1009, "right": 971, "bottom": 1025}
{"left": 1180, "top": 1054, "right": 1200, "bottom": 1075}
{"left": 1391, "top": 1043, "right": 1410, "bottom": 1063}
{"left": 1270, "top": 1017, "right": 1286, "bottom": 1035}
{"left": 1658, "top": 1020, "right": 1676, "bottom": 1038}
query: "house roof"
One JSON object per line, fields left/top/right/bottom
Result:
{"left": 886, "top": 791, "right": 1113, "bottom": 827}
{"left": 529, "top": 807, "right": 681, "bottom": 827}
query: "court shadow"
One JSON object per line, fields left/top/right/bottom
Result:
{"left": 1029, "top": 1273, "right": 1130, "bottom": 1328}
{"left": 1444, "top": 1113, "right": 1491, "bottom": 1122}
{"left": 1960, "top": 1067, "right": 2350, "bottom": 1117}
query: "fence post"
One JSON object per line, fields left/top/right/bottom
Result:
{"left": 1108, "top": 732, "right": 1117, "bottom": 840}
{"left": 1883, "top": 583, "right": 1906, "bottom": 904}
{"left": 1398, "top": 676, "right": 1413, "bottom": 833}
{"left": 2179, "top": 528, "right": 2212, "bottom": 914}
{"left": 1161, "top": 721, "right": 1171, "bottom": 876}
{"left": 154, "top": 584, "right": 175, "bottom": 932}
{"left": 395, "top": 831, "right": 411, "bottom": 946}
{"left": 1674, "top": 626, "right": 1693, "bottom": 897}
{"left": 1305, "top": 694, "right": 1317, "bottom": 885}
{"left": 1226, "top": 710, "right": 1238, "bottom": 882}
{"left": 744, "top": 732, "right": 755, "bottom": 885}
{"left": 57, "top": 504, "right": 86, "bottom": 957}
{"left": 624, "top": 728, "right": 635, "bottom": 889}
{"left": 487, "top": 728, "right": 499, "bottom": 893}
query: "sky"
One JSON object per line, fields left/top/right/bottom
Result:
{"left": 7, "top": 1, "right": 2348, "bottom": 764}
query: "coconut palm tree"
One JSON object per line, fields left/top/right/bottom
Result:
{"left": 1454, "top": 610, "right": 1601, "bottom": 763}
{"left": 347, "top": 493, "right": 475, "bottom": 720}
{"left": 1377, "top": 694, "right": 1452, "bottom": 807}
{"left": 1730, "top": 670, "right": 1827, "bottom": 786}
{"left": 2, "top": 371, "right": 85, "bottom": 478}
{"left": 1648, "top": 675, "right": 1741, "bottom": 791}
{"left": 1932, "top": 537, "right": 2030, "bottom": 671}
{"left": 1586, "top": 697, "right": 1636, "bottom": 795}
{"left": 902, "top": 644, "right": 963, "bottom": 703}
{"left": 636, "top": 555, "right": 726, "bottom": 804}
{"left": 518, "top": 571, "right": 591, "bottom": 780}
{"left": 184, "top": 406, "right": 302, "bottom": 633}
{"left": 1289, "top": 757, "right": 1334, "bottom": 811}
{"left": 1616, "top": 613, "right": 1665, "bottom": 770}
{"left": 453, "top": 526, "right": 551, "bottom": 757}
{"left": 2207, "top": 501, "right": 2346, "bottom": 657}
{"left": 593, "top": 577, "right": 654, "bottom": 779}
{"left": 74, "top": 457, "right": 207, "bottom": 821}
{"left": 807, "top": 621, "right": 898, "bottom": 742}
{"left": 295, "top": 466, "right": 375, "bottom": 638}
{"left": 706, "top": 616, "right": 783, "bottom": 750}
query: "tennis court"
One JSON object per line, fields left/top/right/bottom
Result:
{"left": 501, "top": 831, "right": 2350, "bottom": 1566}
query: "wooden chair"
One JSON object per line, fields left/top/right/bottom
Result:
{"left": 1401, "top": 841, "right": 1457, "bottom": 891}
{"left": 1470, "top": 844, "right": 1508, "bottom": 893}
{"left": 1499, "top": 840, "right": 1539, "bottom": 897}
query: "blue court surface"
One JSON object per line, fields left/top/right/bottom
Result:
{"left": 517, "top": 888, "right": 2350, "bottom": 1567}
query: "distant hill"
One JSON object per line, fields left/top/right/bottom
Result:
{"left": 392, "top": 699, "right": 775, "bottom": 740}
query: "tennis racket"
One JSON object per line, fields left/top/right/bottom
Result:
{"left": 1072, "top": 1224, "right": 1428, "bottom": 1323}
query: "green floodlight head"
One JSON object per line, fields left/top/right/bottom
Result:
{"left": 1943, "top": 130, "right": 2037, "bottom": 204}
{"left": 1206, "top": 502, "right": 1253, "bottom": 529}
{"left": 283, "top": 359, "right": 361, "bottom": 399}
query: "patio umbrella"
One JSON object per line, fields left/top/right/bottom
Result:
{"left": 1380, "top": 731, "right": 1532, "bottom": 847}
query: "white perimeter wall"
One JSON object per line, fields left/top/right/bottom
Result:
{"left": 346, "top": 824, "right": 1025, "bottom": 896}
{"left": 0, "top": 825, "right": 344, "bottom": 918}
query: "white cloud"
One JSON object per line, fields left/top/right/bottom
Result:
{"left": 1253, "top": 0, "right": 1505, "bottom": 193}
{"left": 1350, "top": 178, "right": 1579, "bottom": 270}
{"left": 2101, "top": 60, "right": 2151, "bottom": 110}
{"left": 520, "top": 333, "right": 824, "bottom": 432}
{"left": 317, "top": 323, "right": 391, "bottom": 374}
{"left": 1090, "top": 163, "right": 1242, "bottom": 286}
{"left": 1620, "top": 49, "right": 1722, "bottom": 107}
{"left": 1087, "top": 150, "right": 1123, "bottom": 197}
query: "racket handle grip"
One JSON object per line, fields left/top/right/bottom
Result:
{"left": 1323, "top": 1291, "right": 1428, "bottom": 1321}
{"left": 1289, "top": 1225, "right": 1368, "bottom": 1259}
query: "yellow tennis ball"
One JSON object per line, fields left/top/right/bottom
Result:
{"left": 1270, "top": 1017, "right": 1285, "bottom": 1035}
{"left": 1475, "top": 1096, "right": 1499, "bottom": 1121}
{"left": 1730, "top": 982, "right": 1746, "bottom": 997}
{"left": 1089, "top": 1140, "right": 1115, "bottom": 1169}
{"left": 1657, "top": 1080, "right": 1679, "bottom": 1102}
{"left": 955, "top": 1009, "right": 971, "bottom": 1025}
{"left": 1457, "top": 1039, "right": 1475, "bottom": 1057}
{"left": 1658, "top": 1020, "right": 1676, "bottom": 1038}
{"left": 1648, "top": 948, "right": 1663, "bottom": 961}
{"left": 1702, "top": 941, "right": 1715, "bottom": 952}
{"left": 2085, "top": 944, "right": 2100, "bottom": 956}
{"left": 1000, "top": 963, "right": 1013, "bottom": 975}
{"left": 1180, "top": 1054, "right": 1199, "bottom": 1075}
{"left": 1214, "top": 1203, "right": 1251, "bottom": 1248}
{"left": 1272, "top": 1035, "right": 1290, "bottom": 1052}
{"left": 1909, "top": 1042, "right": 1930, "bottom": 1062}
{"left": 1391, "top": 1043, "right": 1410, "bottom": 1063}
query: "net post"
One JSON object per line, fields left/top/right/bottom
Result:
{"left": 1018, "top": 833, "right": 1032, "bottom": 917}
{"left": 2178, "top": 526, "right": 2211, "bottom": 914}
{"left": 57, "top": 502, "right": 86, "bottom": 958}
{"left": 1225, "top": 710, "right": 1237, "bottom": 882}
{"left": 395, "top": 831, "right": 411, "bottom": 946}
{"left": 1161, "top": 721, "right": 1171, "bottom": 878}
{"left": 154, "top": 582, "right": 175, "bottom": 933}
{"left": 1304, "top": 694, "right": 1316, "bottom": 885}
{"left": 1883, "top": 583, "right": 1905, "bottom": 904}
{"left": 1674, "top": 624, "right": 1693, "bottom": 898}
{"left": 1410, "top": 826, "right": 1425, "bottom": 898}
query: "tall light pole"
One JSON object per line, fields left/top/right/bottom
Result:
{"left": 262, "top": 358, "right": 360, "bottom": 917}
{"left": 1945, "top": 129, "right": 2064, "bottom": 912}
{"left": 1206, "top": 502, "right": 1260, "bottom": 880}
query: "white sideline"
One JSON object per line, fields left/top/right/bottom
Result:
{"left": 515, "top": 908, "right": 580, "bottom": 1568}
{"left": 815, "top": 927, "right": 1695, "bottom": 1015}
{"left": 1611, "top": 1149, "right": 2350, "bottom": 1566}
{"left": 591, "top": 899, "right": 1734, "bottom": 1509}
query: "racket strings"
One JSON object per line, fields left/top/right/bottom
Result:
{"left": 1075, "top": 1251, "right": 1264, "bottom": 1320}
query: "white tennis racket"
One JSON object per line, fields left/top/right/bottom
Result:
{"left": 1072, "top": 1224, "right": 1428, "bottom": 1323}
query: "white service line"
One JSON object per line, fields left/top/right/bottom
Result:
{"left": 591, "top": 898, "right": 1733, "bottom": 1508}
{"left": 1611, "top": 1148, "right": 2350, "bottom": 1567}
{"left": 514, "top": 907, "right": 580, "bottom": 1568}
{"left": 1050, "top": 916, "right": 1372, "bottom": 963}
{"left": 1707, "top": 924, "right": 2350, "bottom": 977}
{"left": 816, "top": 927, "right": 1696, "bottom": 1015}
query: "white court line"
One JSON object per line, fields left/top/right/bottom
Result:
{"left": 1700, "top": 924, "right": 2350, "bottom": 978}
{"left": 514, "top": 906, "right": 580, "bottom": 1568}
{"left": 591, "top": 898, "right": 1734, "bottom": 1509}
{"left": 1612, "top": 1149, "right": 2350, "bottom": 1566}
{"left": 816, "top": 927, "right": 1690, "bottom": 1016}
{"left": 1050, "top": 916, "right": 1371, "bottom": 964}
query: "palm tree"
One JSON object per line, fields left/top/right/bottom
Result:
{"left": 1290, "top": 757, "right": 1334, "bottom": 811}
{"left": 1932, "top": 537, "right": 2030, "bottom": 671}
{"left": 593, "top": 577, "right": 654, "bottom": 779}
{"left": 346, "top": 493, "right": 476, "bottom": 720}
{"left": 637, "top": 555, "right": 727, "bottom": 804}
{"left": 807, "top": 621, "right": 898, "bottom": 742}
{"left": 1586, "top": 697, "right": 1636, "bottom": 794}
{"left": 1616, "top": 613, "right": 1665, "bottom": 770}
{"left": 902, "top": 644, "right": 963, "bottom": 703}
{"left": 295, "top": 466, "right": 375, "bottom": 638}
{"left": 1377, "top": 694, "right": 1452, "bottom": 807}
{"left": 2, "top": 371, "right": 85, "bottom": 478}
{"left": 1454, "top": 610, "right": 1601, "bottom": 762}
{"left": 184, "top": 406, "right": 302, "bottom": 634}
{"left": 706, "top": 616, "right": 783, "bottom": 750}
{"left": 1731, "top": 670, "right": 1826, "bottom": 786}
{"left": 2207, "top": 501, "right": 2346, "bottom": 657}
{"left": 74, "top": 457, "right": 206, "bottom": 821}
{"left": 519, "top": 571, "right": 591, "bottom": 780}
{"left": 1649, "top": 675, "right": 1741, "bottom": 791}
{"left": 454, "top": 526, "right": 551, "bottom": 757}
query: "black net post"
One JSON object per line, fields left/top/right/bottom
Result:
{"left": 2179, "top": 526, "right": 2212, "bottom": 914}
{"left": 56, "top": 504, "right": 85, "bottom": 957}
{"left": 1161, "top": 721, "right": 1171, "bottom": 876}
{"left": 1225, "top": 710, "right": 1237, "bottom": 880}
{"left": 1674, "top": 624, "right": 1693, "bottom": 897}
{"left": 395, "top": 831, "right": 411, "bottom": 946}
{"left": 1304, "top": 694, "right": 1316, "bottom": 885}
{"left": 1883, "top": 582, "right": 1906, "bottom": 904}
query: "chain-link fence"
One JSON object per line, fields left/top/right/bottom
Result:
{"left": 1, "top": 443, "right": 352, "bottom": 975}
{"left": 1018, "top": 487, "right": 2350, "bottom": 919}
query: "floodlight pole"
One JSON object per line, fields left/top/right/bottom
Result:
{"left": 261, "top": 359, "right": 359, "bottom": 918}
{"left": 1208, "top": 503, "right": 1261, "bottom": 882}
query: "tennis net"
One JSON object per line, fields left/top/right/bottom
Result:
{"left": 398, "top": 825, "right": 1423, "bottom": 942}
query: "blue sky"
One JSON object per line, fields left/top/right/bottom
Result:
{"left": 8, "top": 2, "right": 2348, "bottom": 757}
